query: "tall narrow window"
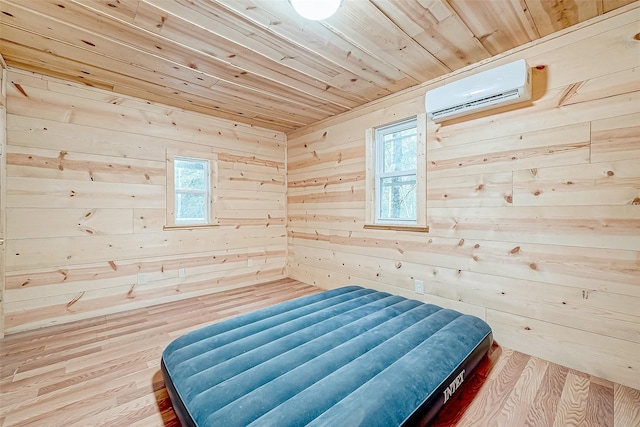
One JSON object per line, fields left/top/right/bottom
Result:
{"left": 365, "top": 114, "right": 427, "bottom": 231}
{"left": 166, "top": 149, "right": 218, "bottom": 229}
{"left": 375, "top": 118, "right": 417, "bottom": 224}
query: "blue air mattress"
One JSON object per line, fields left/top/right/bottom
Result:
{"left": 161, "top": 286, "right": 493, "bottom": 426}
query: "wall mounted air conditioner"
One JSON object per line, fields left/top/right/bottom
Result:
{"left": 425, "top": 59, "right": 532, "bottom": 123}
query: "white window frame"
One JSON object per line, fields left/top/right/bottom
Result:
{"left": 365, "top": 113, "right": 428, "bottom": 231}
{"left": 165, "top": 148, "right": 218, "bottom": 229}
{"left": 375, "top": 118, "right": 418, "bottom": 225}
{"left": 174, "top": 156, "right": 210, "bottom": 225}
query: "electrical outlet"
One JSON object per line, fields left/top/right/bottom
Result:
{"left": 178, "top": 268, "right": 186, "bottom": 278}
{"left": 137, "top": 273, "right": 146, "bottom": 285}
{"left": 247, "top": 259, "right": 253, "bottom": 267}
{"left": 414, "top": 280, "right": 424, "bottom": 295}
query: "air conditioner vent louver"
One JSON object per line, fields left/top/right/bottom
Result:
{"left": 431, "top": 89, "right": 521, "bottom": 119}
{"left": 425, "top": 60, "right": 532, "bottom": 123}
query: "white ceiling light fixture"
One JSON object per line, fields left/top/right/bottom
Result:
{"left": 290, "top": 0, "right": 342, "bottom": 20}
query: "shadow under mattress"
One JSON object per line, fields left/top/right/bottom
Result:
{"left": 161, "top": 286, "right": 493, "bottom": 426}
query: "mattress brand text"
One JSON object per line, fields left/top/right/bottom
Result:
{"left": 443, "top": 369, "right": 465, "bottom": 403}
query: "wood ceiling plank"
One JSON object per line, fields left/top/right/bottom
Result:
{"left": 524, "top": 0, "right": 600, "bottom": 37}
{"left": 209, "top": 82, "right": 329, "bottom": 121}
{"left": 602, "top": 0, "right": 639, "bottom": 13}
{"left": 75, "top": 0, "right": 140, "bottom": 23}
{"left": 2, "top": 0, "right": 355, "bottom": 113}
{"left": 0, "top": 4, "right": 343, "bottom": 125}
{"left": 2, "top": 53, "right": 219, "bottom": 116}
{"left": 219, "top": 0, "right": 420, "bottom": 93}
{"left": 143, "top": 0, "right": 385, "bottom": 102}
{"left": 0, "top": 39, "right": 220, "bottom": 111}
{"left": 449, "top": 0, "right": 540, "bottom": 56}
{"left": 0, "top": 1, "right": 220, "bottom": 88}
{"left": 4, "top": 55, "right": 116, "bottom": 93}
{"left": 320, "top": 0, "right": 451, "bottom": 82}
{"left": 1, "top": 0, "right": 635, "bottom": 131}
{"left": 133, "top": 0, "right": 370, "bottom": 107}
{"left": 1, "top": 46, "right": 310, "bottom": 131}
{"left": 371, "top": 0, "right": 492, "bottom": 70}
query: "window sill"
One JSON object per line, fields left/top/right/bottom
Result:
{"left": 363, "top": 224, "right": 429, "bottom": 233}
{"left": 163, "top": 224, "right": 220, "bottom": 231}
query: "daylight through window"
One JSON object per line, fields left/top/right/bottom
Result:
{"left": 365, "top": 114, "right": 427, "bottom": 231}
{"left": 375, "top": 118, "right": 418, "bottom": 224}
{"left": 174, "top": 157, "right": 210, "bottom": 225}
{"left": 166, "top": 149, "right": 218, "bottom": 229}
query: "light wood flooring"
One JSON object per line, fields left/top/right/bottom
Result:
{"left": 1, "top": 278, "right": 638, "bottom": 427}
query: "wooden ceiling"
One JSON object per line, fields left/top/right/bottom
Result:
{"left": 0, "top": 0, "right": 636, "bottom": 132}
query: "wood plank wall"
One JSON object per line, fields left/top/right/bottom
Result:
{"left": 0, "top": 55, "right": 7, "bottom": 338}
{"left": 287, "top": 5, "right": 640, "bottom": 390}
{"left": 2, "top": 69, "right": 288, "bottom": 333}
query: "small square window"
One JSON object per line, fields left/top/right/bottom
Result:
{"left": 174, "top": 157, "right": 209, "bottom": 225}
{"left": 166, "top": 149, "right": 218, "bottom": 229}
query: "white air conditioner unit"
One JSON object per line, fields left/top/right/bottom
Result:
{"left": 425, "top": 59, "right": 532, "bottom": 123}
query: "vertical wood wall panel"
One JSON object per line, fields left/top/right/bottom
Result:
{"left": 287, "top": 9, "right": 640, "bottom": 389}
{"left": 3, "top": 70, "right": 287, "bottom": 332}
{"left": 0, "top": 58, "right": 7, "bottom": 338}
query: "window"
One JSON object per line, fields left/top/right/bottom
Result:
{"left": 365, "top": 114, "right": 427, "bottom": 231}
{"left": 376, "top": 119, "right": 417, "bottom": 223}
{"left": 166, "top": 149, "right": 218, "bottom": 229}
{"left": 174, "top": 157, "right": 209, "bottom": 225}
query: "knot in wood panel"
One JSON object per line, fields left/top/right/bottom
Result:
{"left": 66, "top": 292, "right": 85, "bottom": 309}
{"left": 12, "top": 82, "right": 29, "bottom": 98}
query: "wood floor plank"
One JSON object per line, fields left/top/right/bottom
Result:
{"left": 553, "top": 370, "right": 591, "bottom": 427}
{"left": 428, "top": 343, "right": 502, "bottom": 425}
{"left": 2, "top": 361, "right": 149, "bottom": 425}
{"left": 614, "top": 383, "right": 640, "bottom": 427}
{"left": 11, "top": 345, "right": 103, "bottom": 376}
{"left": 494, "top": 357, "right": 550, "bottom": 426}
{"left": 0, "top": 279, "right": 636, "bottom": 427}
{"left": 523, "top": 362, "right": 569, "bottom": 426}
{"left": 7, "top": 382, "right": 133, "bottom": 427}
{"left": 1, "top": 366, "right": 66, "bottom": 399}
{"left": 586, "top": 381, "right": 614, "bottom": 426}
{"left": 451, "top": 349, "right": 530, "bottom": 424}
